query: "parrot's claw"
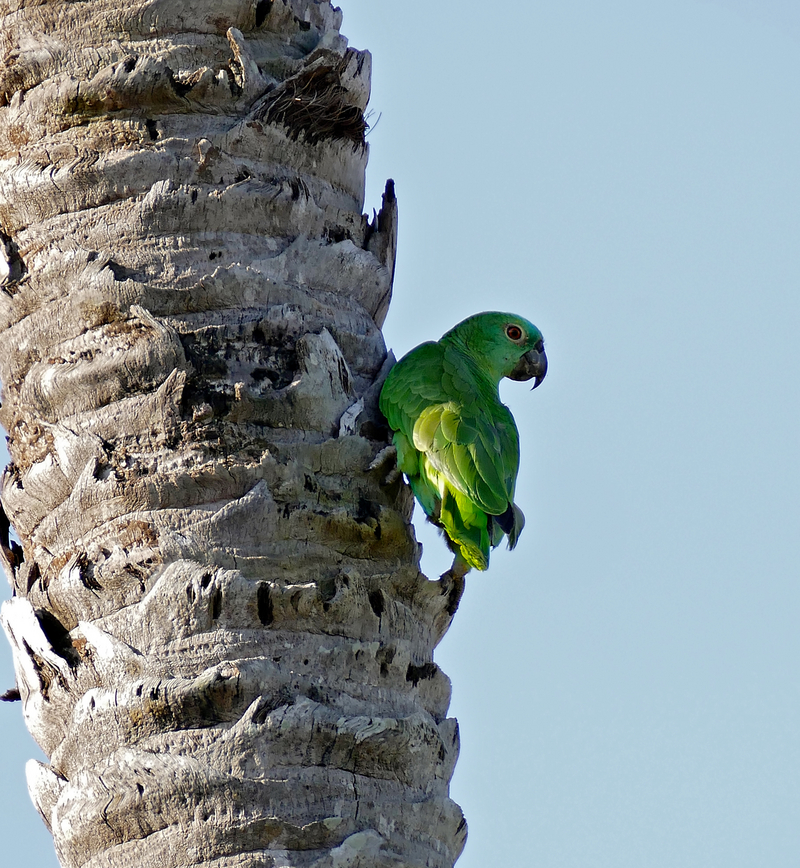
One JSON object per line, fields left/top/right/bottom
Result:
{"left": 368, "top": 445, "right": 400, "bottom": 485}
{"left": 368, "top": 445, "right": 396, "bottom": 472}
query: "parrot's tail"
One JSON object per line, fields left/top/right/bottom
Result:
{"left": 488, "top": 502, "right": 525, "bottom": 550}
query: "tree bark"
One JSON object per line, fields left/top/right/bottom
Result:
{"left": 0, "top": 2, "right": 466, "bottom": 866}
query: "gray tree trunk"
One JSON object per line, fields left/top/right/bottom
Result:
{"left": 0, "top": 2, "right": 466, "bottom": 866}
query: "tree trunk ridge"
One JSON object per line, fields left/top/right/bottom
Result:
{"left": 0, "top": 2, "right": 466, "bottom": 866}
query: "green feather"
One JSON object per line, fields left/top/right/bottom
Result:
{"left": 379, "top": 311, "right": 546, "bottom": 574}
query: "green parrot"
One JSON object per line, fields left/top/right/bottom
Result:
{"left": 379, "top": 311, "right": 547, "bottom": 579}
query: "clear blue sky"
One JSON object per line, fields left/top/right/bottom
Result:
{"left": 3, "top": 1, "right": 800, "bottom": 865}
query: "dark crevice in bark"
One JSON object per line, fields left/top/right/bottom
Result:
{"left": 257, "top": 582, "right": 274, "bottom": 626}
{"left": 368, "top": 590, "right": 384, "bottom": 619}
{"left": 35, "top": 609, "right": 80, "bottom": 668}
{"left": 406, "top": 662, "right": 437, "bottom": 688}
{"left": 165, "top": 67, "right": 194, "bottom": 98}
{"left": 255, "top": 0, "right": 273, "bottom": 28}
{"left": 1, "top": 231, "right": 27, "bottom": 288}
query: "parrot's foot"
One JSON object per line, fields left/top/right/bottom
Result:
{"left": 439, "top": 556, "right": 470, "bottom": 616}
{"left": 368, "top": 445, "right": 400, "bottom": 485}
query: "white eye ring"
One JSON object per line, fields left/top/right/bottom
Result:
{"left": 505, "top": 325, "right": 523, "bottom": 341}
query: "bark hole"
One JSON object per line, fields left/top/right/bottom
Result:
{"left": 368, "top": 590, "right": 384, "bottom": 619}
{"left": 210, "top": 587, "right": 222, "bottom": 620}
{"left": 105, "top": 259, "right": 137, "bottom": 281}
{"left": 406, "top": 662, "right": 437, "bottom": 687}
{"left": 376, "top": 645, "right": 395, "bottom": 678}
{"left": 0, "top": 231, "right": 27, "bottom": 287}
{"left": 24, "top": 562, "right": 40, "bottom": 593}
{"left": 256, "top": 583, "right": 274, "bottom": 626}
{"left": 318, "top": 576, "right": 337, "bottom": 607}
{"left": 255, "top": 0, "right": 273, "bottom": 27}
{"left": 77, "top": 555, "right": 102, "bottom": 591}
{"left": 35, "top": 609, "right": 78, "bottom": 667}
{"left": 356, "top": 498, "right": 380, "bottom": 523}
{"left": 166, "top": 67, "right": 193, "bottom": 98}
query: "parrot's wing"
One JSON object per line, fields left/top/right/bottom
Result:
{"left": 379, "top": 342, "right": 449, "bottom": 451}
{"left": 412, "top": 400, "right": 520, "bottom": 517}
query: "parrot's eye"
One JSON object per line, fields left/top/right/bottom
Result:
{"left": 505, "top": 325, "right": 523, "bottom": 341}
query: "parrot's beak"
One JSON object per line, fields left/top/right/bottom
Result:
{"left": 507, "top": 347, "right": 548, "bottom": 389}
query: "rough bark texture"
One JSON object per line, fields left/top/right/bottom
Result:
{"left": 0, "top": 3, "right": 466, "bottom": 866}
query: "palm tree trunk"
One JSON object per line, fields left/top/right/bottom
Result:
{"left": 0, "top": 2, "right": 466, "bottom": 866}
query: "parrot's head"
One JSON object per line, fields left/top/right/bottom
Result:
{"left": 443, "top": 311, "right": 548, "bottom": 389}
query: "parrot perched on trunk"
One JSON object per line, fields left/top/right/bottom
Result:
{"left": 379, "top": 311, "right": 547, "bottom": 579}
